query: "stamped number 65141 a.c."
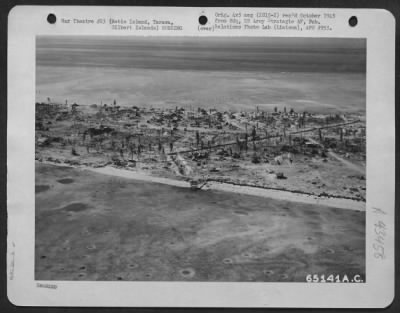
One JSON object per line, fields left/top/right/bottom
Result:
{"left": 306, "top": 274, "right": 364, "bottom": 283}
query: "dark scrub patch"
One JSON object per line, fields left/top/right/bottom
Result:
{"left": 86, "top": 244, "right": 96, "bottom": 250}
{"left": 179, "top": 268, "right": 195, "bottom": 278}
{"left": 36, "top": 185, "right": 50, "bottom": 193}
{"left": 62, "top": 203, "right": 89, "bottom": 212}
{"left": 243, "top": 252, "right": 255, "bottom": 258}
{"left": 263, "top": 270, "right": 274, "bottom": 276}
{"left": 222, "top": 258, "right": 233, "bottom": 264}
{"left": 57, "top": 178, "right": 74, "bottom": 184}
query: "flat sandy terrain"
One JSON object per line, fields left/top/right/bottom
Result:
{"left": 35, "top": 162, "right": 365, "bottom": 282}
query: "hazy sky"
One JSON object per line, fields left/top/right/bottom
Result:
{"left": 36, "top": 36, "right": 366, "bottom": 112}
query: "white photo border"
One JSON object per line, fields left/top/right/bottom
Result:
{"left": 7, "top": 6, "right": 395, "bottom": 308}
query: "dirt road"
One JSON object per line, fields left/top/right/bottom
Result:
{"left": 307, "top": 138, "right": 365, "bottom": 175}
{"left": 327, "top": 150, "right": 365, "bottom": 174}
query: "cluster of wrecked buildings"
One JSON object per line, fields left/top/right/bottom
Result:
{"left": 35, "top": 101, "right": 366, "bottom": 172}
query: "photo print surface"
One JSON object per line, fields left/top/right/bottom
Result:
{"left": 35, "top": 36, "right": 366, "bottom": 282}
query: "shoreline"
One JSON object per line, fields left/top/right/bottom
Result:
{"left": 37, "top": 160, "right": 365, "bottom": 211}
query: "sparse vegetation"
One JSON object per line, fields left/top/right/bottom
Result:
{"left": 35, "top": 102, "right": 366, "bottom": 200}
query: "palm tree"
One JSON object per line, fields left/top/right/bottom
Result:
{"left": 196, "top": 130, "right": 200, "bottom": 147}
{"left": 251, "top": 126, "right": 256, "bottom": 141}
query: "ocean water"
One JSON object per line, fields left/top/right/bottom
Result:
{"left": 36, "top": 36, "right": 366, "bottom": 113}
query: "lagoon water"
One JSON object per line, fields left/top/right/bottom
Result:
{"left": 36, "top": 36, "right": 366, "bottom": 113}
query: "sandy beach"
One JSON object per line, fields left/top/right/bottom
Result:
{"left": 48, "top": 162, "right": 366, "bottom": 212}
{"left": 88, "top": 165, "right": 365, "bottom": 211}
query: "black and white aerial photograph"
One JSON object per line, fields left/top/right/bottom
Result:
{"left": 35, "top": 36, "right": 366, "bottom": 282}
